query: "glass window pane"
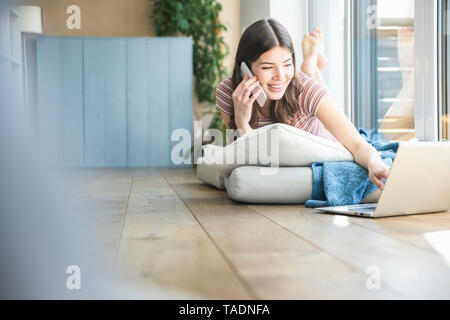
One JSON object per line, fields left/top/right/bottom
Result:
{"left": 354, "top": 0, "right": 415, "bottom": 141}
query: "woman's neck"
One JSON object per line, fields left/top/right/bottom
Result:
{"left": 257, "top": 100, "right": 272, "bottom": 118}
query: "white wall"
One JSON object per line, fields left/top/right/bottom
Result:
{"left": 240, "top": 0, "right": 270, "bottom": 35}
{"left": 308, "top": 0, "right": 346, "bottom": 111}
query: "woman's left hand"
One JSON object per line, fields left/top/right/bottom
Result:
{"left": 368, "top": 161, "right": 391, "bottom": 191}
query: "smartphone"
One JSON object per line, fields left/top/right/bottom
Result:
{"left": 240, "top": 62, "right": 267, "bottom": 107}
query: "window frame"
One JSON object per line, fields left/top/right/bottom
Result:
{"left": 438, "top": 0, "right": 449, "bottom": 141}
{"left": 415, "top": 0, "right": 440, "bottom": 141}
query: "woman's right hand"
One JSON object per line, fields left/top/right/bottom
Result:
{"left": 231, "top": 73, "right": 263, "bottom": 128}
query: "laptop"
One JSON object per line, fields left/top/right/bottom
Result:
{"left": 316, "top": 141, "right": 450, "bottom": 218}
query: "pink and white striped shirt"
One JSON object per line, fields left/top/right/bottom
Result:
{"left": 215, "top": 71, "right": 337, "bottom": 142}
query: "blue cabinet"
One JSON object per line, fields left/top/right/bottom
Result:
{"left": 37, "top": 37, "right": 193, "bottom": 168}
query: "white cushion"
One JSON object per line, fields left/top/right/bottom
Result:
{"left": 224, "top": 166, "right": 381, "bottom": 204}
{"left": 225, "top": 166, "right": 313, "bottom": 204}
{"left": 196, "top": 163, "right": 225, "bottom": 190}
{"left": 200, "top": 123, "right": 354, "bottom": 177}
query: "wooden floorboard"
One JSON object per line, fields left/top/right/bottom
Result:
{"left": 67, "top": 167, "right": 450, "bottom": 299}
{"left": 347, "top": 212, "right": 450, "bottom": 253}
{"left": 111, "top": 168, "right": 251, "bottom": 299}
{"left": 249, "top": 204, "right": 450, "bottom": 299}
{"left": 159, "top": 168, "right": 399, "bottom": 299}
{"left": 55, "top": 168, "right": 107, "bottom": 203}
{"left": 68, "top": 169, "right": 132, "bottom": 276}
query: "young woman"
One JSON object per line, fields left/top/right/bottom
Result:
{"left": 215, "top": 18, "right": 390, "bottom": 190}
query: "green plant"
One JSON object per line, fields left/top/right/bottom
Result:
{"left": 150, "top": 0, "right": 230, "bottom": 143}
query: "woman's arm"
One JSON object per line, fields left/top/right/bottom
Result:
{"left": 316, "top": 95, "right": 390, "bottom": 189}
{"left": 219, "top": 109, "right": 231, "bottom": 129}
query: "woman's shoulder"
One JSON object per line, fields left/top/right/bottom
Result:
{"left": 295, "top": 71, "right": 330, "bottom": 116}
{"left": 216, "top": 77, "right": 234, "bottom": 113}
{"left": 217, "top": 77, "right": 233, "bottom": 93}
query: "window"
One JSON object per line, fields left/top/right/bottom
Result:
{"left": 352, "top": 0, "right": 415, "bottom": 141}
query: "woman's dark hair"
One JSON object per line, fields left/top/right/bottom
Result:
{"left": 229, "top": 18, "right": 303, "bottom": 130}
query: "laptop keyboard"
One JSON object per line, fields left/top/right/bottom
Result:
{"left": 349, "top": 208, "right": 375, "bottom": 214}
{"left": 345, "top": 204, "right": 376, "bottom": 214}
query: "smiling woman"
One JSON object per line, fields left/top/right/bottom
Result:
{"left": 215, "top": 18, "right": 393, "bottom": 190}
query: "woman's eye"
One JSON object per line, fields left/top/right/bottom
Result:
{"left": 262, "top": 64, "right": 292, "bottom": 70}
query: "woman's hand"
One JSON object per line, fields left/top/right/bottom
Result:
{"left": 231, "top": 73, "right": 262, "bottom": 131}
{"left": 368, "top": 160, "right": 391, "bottom": 191}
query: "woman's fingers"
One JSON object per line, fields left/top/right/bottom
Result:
{"left": 371, "top": 174, "right": 383, "bottom": 189}
{"left": 233, "top": 75, "right": 261, "bottom": 106}
{"left": 250, "top": 87, "right": 263, "bottom": 102}
{"left": 234, "top": 75, "right": 257, "bottom": 98}
{"left": 241, "top": 80, "right": 261, "bottom": 101}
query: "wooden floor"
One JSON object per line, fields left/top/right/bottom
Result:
{"left": 67, "top": 167, "right": 450, "bottom": 299}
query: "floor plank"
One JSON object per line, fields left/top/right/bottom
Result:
{"left": 56, "top": 168, "right": 107, "bottom": 202}
{"left": 112, "top": 168, "right": 251, "bottom": 299}
{"left": 159, "top": 167, "right": 399, "bottom": 299}
{"left": 250, "top": 204, "right": 450, "bottom": 299}
{"left": 69, "top": 169, "right": 132, "bottom": 275}
{"left": 346, "top": 211, "right": 450, "bottom": 253}
{"left": 65, "top": 167, "right": 450, "bottom": 299}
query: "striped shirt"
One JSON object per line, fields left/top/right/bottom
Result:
{"left": 215, "top": 71, "right": 337, "bottom": 142}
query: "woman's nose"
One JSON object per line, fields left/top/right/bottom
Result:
{"left": 273, "top": 66, "right": 284, "bottom": 79}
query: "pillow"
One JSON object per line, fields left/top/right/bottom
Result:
{"left": 224, "top": 166, "right": 381, "bottom": 204}
{"left": 225, "top": 166, "right": 313, "bottom": 204}
{"left": 200, "top": 123, "right": 354, "bottom": 177}
{"left": 196, "top": 163, "right": 225, "bottom": 190}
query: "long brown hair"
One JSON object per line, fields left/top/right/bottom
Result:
{"left": 229, "top": 18, "right": 303, "bottom": 130}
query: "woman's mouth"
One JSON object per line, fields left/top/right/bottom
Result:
{"left": 267, "top": 83, "right": 285, "bottom": 92}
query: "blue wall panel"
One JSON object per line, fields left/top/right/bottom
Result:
{"left": 148, "top": 38, "right": 170, "bottom": 167}
{"left": 37, "top": 36, "right": 193, "bottom": 168}
{"left": 103, "top": 39, "right": 127, "bottom": 167}
{"left": 169, "top": 38, "right": 193, "bottom": 168}
{"left": 37, "top": 37, "right": 63, "bottom": 167}
{"left": 60, "top": 39, "right": 84, "bottom": 167}
{"left": 83, "top": 38, "right": 106, "bottom": 167}
{"left": 127, "top": 38, "right": 150, "bottom": 167}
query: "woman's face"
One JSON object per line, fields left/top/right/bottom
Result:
{"left": 251, "top": 46, "right": 295, "bottom": 101}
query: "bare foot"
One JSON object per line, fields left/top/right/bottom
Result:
{"left": 314, "top": 27, "right": 328, "bottom": 71}
{"left": 301, "top": 27, "right": 328, "bottom": 76}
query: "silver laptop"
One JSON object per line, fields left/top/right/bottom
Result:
{"left": 316, "top": 141, "right": 450, "bottom": 218}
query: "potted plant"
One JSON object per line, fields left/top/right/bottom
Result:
{"left": 150, "top": 0, "right": 230, "bottom": 146}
